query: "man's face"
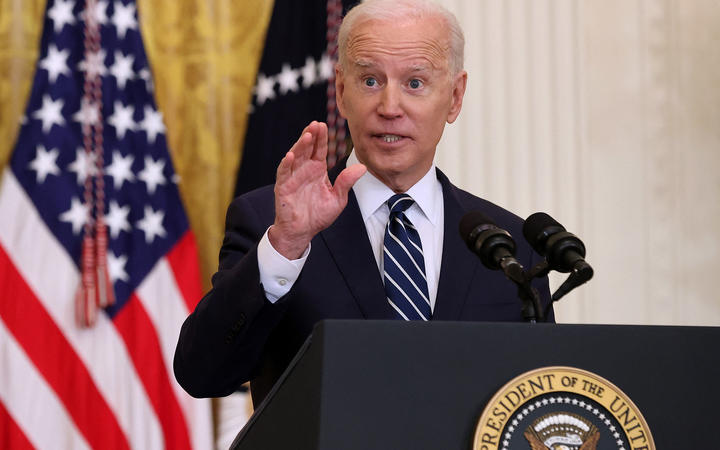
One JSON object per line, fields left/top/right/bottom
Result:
{"left": 336, "top": 16, "right": 467, "bottom": 193}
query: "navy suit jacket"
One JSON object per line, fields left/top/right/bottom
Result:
{"left": 174, "top": 159, "right": 552, "bottom": 406}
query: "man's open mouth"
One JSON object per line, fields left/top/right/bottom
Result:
{"left": 375, "top": 134, "right": 405, "bottom": 143}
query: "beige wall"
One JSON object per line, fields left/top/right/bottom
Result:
{"left": 437, "top": 0, "right": 720, "bottom": 325}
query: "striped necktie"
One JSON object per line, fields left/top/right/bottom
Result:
{"left": 383, "top": 194, "right": 431, "bottom": 320}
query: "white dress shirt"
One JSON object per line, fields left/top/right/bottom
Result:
{"left": 257, "top": 151, "right": 445, "bottom": 311}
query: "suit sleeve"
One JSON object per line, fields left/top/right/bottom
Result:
{"left": 173, "top": 195, "right": 289, "bottom": 398}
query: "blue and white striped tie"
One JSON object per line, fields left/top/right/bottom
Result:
{"left": 383, "top": 194, "right": 431, "bottom": 321}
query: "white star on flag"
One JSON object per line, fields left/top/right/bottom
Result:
{"left": 107, "top": 252, "right": 130, "bottom": 283}
{"left": 105, "top": 200, "right": 132, "bottom": 238}
{"left": 78, "top": 48, "right": 108, "bottom": 78}
{"left": 108, "top": 100, "right": 136, "bottom": 139}
{"left": 301, "top": 56, "right": 317, "bottom": 88}
{"left": 67, "top": 148, "right": 97, "bottom": 185}
{"left": 32, "top": 94, "right": 66, "bottom": 133}
{"left": 106, "top": 150, "right": 135, "bottom": 189}
{"left": 39, "top": 44, "right": 71, "bottom": 83}
{"left": 277, "top": 64, "right": 300, "bottom": 94}
{"left": 46, "top": 0, "right": 76, "bottom": 34}
{"left": 138, "top": 68, "right": 154, "bottom": 92}
{"left": 59, "top": 197, "right": 89, "bottom": 235}
{"left": 110, "top": 51, "right": 135, "bottom": 89}
{"left": 138, "top": 156, "right": 166, "bottom": 194}
{"left": 318, "top": 53, "right": 334, "bottom": 81}
{"left": 139, "top": 105, "right": 165, "bottom": 144}
{"left": 137, "top": 205, "right": 166, "bottom": 243}
{"left": 112, "top": 1, "right": 138, "bottom": 39}
{"left": 72, "top": 98, "right": 100, "bottom": 126}
{"left": 28, "top": 145, "right": 61, "bottom": 183}
{"left": 255, "top": 73, "right": 276, "bottom": 106}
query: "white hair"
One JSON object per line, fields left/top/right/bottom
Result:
{"left": 337, "top": 0, "right": 465, "bottom": 75}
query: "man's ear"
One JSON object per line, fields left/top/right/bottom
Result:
{"left": 447, "top": 70, "right": 467, "bottom": 124}
{"left": 335, "top": 64, "right": 347, "bottom": 118}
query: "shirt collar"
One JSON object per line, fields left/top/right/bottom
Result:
{"left": 347, "top": 150, "right": 442, "bottom": 225}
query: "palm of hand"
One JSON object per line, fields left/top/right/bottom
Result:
{"left": 269, "top": 121, "right": 366, "bottom": 259}
{"left": 274, "top": 157, "right": 345, "bottom": 241}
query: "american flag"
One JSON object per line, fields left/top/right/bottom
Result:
{"left": 0, "top": 0, "right": 212, "bottom": 448}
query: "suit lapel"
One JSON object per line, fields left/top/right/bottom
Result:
{"left": 320, "top": 158, "right": 396, "bottom": 319}
{"left": 432, "top": 170, "right": 481, "bottom": 320}
{"left": 319, "top": 191, "right": 396, "bottom": 319}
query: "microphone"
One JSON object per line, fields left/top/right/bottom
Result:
{"left": 523, "top": 212, "right": 593, "bottom": 301}
{"left": 522, "top": 212, "right": 589, "bottom": 273}
{"left": 459, "top": 211, "right": 545, "bottom": 322}
{"left": 459, "top": 211, "right": 524, "bottom": 285}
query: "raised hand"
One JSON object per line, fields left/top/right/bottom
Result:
{"left": 269, "top": 121, "right": 366, "bottom": 259}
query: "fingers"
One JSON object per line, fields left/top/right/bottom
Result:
{"left": 289, "top": 124, "right": 315, "bottom": 165}
{"left": 279, "top": 121, "right": 330, "bottom": 182}
{"left": 275, "top": 150, "right": 295, "bottom": 184}
{"left": 333, "top": 163, "right": 367, "bottom": 199}
{"left": 291, "top": 121, "right": 329, "bottom": 160}
{"left": 311, "top": 122, "right": 328, "bottom": 162}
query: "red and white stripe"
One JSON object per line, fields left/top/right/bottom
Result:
{"left": 0, "top": 170, "right": 212, "bottom": 449}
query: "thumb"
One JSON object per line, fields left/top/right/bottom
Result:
{"left": 333, "top": 164, "right": 367, "bottom": 199}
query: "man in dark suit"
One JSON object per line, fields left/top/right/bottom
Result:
{"left": 174, "top": 0, "right": 552, "bottom": 407}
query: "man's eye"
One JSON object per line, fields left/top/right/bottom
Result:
{"left": 408, "top": 79, "right": 423, "bottom": 89}
{"left": 364, "top": 78, "right": 377, "bottom": 87}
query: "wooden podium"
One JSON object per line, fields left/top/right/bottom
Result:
{"left": 231, "top": 320, "right": 720, "bottom": 449}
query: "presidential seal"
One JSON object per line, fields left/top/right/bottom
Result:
{"left": 473, "top": 367, "right": 654, "bottom": 450}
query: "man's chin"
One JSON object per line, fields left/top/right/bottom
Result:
{"left": 364, "top": 152, "right": 409, "bottom": 173}
{"left": 364, "top": 158, "right": 431, "bottom": 192}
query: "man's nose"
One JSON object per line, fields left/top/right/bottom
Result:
{"left": 377, "top": 84, "right": 403, "bottom": 118}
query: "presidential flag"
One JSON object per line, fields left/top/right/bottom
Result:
{"left": 0, "top": 0, "right": 212, "bottom": 448}
{"left": 234, "top": 0, "right": 357, "bottom": 196}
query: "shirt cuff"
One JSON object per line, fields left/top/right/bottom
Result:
{"left": 257, "top": 226, "right": 310, "bottom": 303}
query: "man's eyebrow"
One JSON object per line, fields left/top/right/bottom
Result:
{"left": 352, "top": 60, "right": 432, "bottom": 72}
{"left": 353, "top": 59, "right": 374, "bottom": 69}
{"left": 408, "top": 64, "right": 431, "bottom": 72}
